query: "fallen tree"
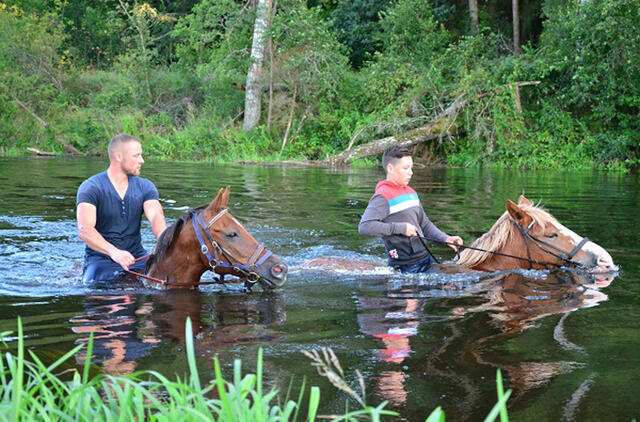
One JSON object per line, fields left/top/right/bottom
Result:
{"left": 328, "top": 81, "right": 540, "bottom": 165}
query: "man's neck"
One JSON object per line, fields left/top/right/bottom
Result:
{"left": 107, "top": 165, "right": 128, "bottom": 187}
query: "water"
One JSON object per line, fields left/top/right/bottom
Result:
{"left": 0, "top": 157, "right": 638, "bottom": 420}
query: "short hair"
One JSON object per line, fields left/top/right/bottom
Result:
{"left": 382, "top": 145, "right": 412, "bottom": 172}
{"left": 108, "top": 134, "right": 140, "bottom": 159}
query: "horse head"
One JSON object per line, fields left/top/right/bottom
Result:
{"left": 199, "top": 186, "right": 288, "bottom": 289}
{"left": 146, "top": 186, "right": 287, "bottom": 289}
{"left": 457, "top": 195, "right": 615, "bottom": 272}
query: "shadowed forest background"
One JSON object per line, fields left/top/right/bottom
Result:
{"left": 0, "top": 0, "right": 638, "bottom": 169}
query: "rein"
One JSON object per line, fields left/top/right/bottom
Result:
{"left": 125, "top": 208, "right": 273, "bottom": 291}
{"left": 419, "top": 219, "right": 590, "bottom": 270}
{"left": 124, "top": 255, "right": 243, "bottom": 289}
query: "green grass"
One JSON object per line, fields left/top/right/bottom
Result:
{"left": 0, "top": 317, "right": 512, "bottom": 421}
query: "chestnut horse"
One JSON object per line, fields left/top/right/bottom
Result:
{"left": 142, "top": 187, "right": 288, "bottom": 290}
{"left": 302, "top": 195, "right": 614, "bottom": 274}
{"left": 455, "top": 195, "right": 614, "bottom": 272}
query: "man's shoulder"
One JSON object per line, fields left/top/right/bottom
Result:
{"left": 130, "top": 175, "right": 154, "bottom": 186}
{"left": 78, "top": 171, "right": 107, "bottom": 191}
{"left": 130, "top": 175, "right": 159, "bottom": 199}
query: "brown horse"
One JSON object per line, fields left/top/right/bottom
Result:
{"left": 301, "top": 194, "right": 615, "bottom": 274}
{"left": 143, "top": 187, "right": 288, "bottom": 290}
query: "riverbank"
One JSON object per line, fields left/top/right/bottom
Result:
{"left": 2, "top": 1, "right": 638, "bottom": 172}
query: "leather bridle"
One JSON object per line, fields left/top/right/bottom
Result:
{"left": 419, "top": 219, "right": 591, "bottom": 270}
{"left": 512, "top": 220, "right": 590, "bottom": 269}
{"left": 191, "top": 208, "right": 273, "bottom": 288}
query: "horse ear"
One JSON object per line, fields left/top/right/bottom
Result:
{"left": 220, "top": 186, "right": 230, "bottom": 209}
{"left": 210, "top": 188, "right": 225, "bottom": 211}
{"left": 518, "top": 194, "right": 532, "bottom": 207}
{"left": 506, "top": 199, "right": 530, "bottom": 225}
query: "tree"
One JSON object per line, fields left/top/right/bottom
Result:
{"left": 469, "top": 0, "right": 478, "bottom": 34}
{"left": 243, "top": 0, "right": 269, "bottom": 131}
{"left": 512, "top": 0, "right": 521, "bottom": 56}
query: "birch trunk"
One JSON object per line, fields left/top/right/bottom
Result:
{"left": 469, "top": 0, "right": 478, "bottom": 34}
{"left": 243, "top": 0, "right": 270, "bottom": 131}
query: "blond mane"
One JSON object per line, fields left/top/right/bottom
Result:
{"left": 456, "top": 203, "right": 557, "bottom": 268}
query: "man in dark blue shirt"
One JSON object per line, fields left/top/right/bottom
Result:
{"left": 76, "top": 134, "right": 167, "bottom": 283}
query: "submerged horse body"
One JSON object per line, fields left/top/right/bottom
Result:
{"left": 302, "top": 195, "right": 615, "bottom": 275}
{"left": 142, "top": 187, "right": 288, "bottom": 290}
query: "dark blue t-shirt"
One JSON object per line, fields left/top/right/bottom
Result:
{"left": 76, "top": 171, "right": 159, "bottom": 261}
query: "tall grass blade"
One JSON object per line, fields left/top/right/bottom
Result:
{"left": 307, "top": 386, "right": 320, "bottom": 421}
{"left": 11, "top": 316, "right": 25, "bottom": 420}
{"left": 82, "top": 331, "right": 94, "bottom": 384}
{"left": 496, "top": 369, "right": 509, "bottom": 422}
{"left": 425, "top": 406, "right": 445, "bottom": 422}
{"left": 184, "top": 317, "right": 201, "bottom": 391}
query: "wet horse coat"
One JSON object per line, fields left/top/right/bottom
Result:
{"left": 144, "top": 187, "right": 288, "bottom": 289}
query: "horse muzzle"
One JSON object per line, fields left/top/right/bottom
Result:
{"left": 574, "top": 241, "right": 616, "bottom": 273}
{"left": 255, "top": 260, "right": 288, "bottom": 289}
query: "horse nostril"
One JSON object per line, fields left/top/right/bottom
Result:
{"left": 596, "top": 253, "right": 613, "bottom": 269}
{"left": 270, "top": 264, "right": 287, "bottom": 279}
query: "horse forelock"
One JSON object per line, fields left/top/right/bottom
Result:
{"left": 145, "top": 205, "right": 207, "bottom": 272}
{"left": 457, "top": 203, "right": 556, "bottom": 268}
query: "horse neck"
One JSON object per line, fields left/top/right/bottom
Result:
{"left": 472, "top": 220, "right": 531, "bottom": 272}
{"left": 148, "top": 237, "right": 209, "bottom": 285}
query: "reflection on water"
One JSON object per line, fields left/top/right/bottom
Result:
{"left": 1, "top": 158, "right": 638, "bottom": 420}
{"left": 69, "top": 291, "right": 286, "bottom": 375}
{"left": 354, "top": 269, "right": 617, "bottom": 412}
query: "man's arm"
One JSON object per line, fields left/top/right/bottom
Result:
{"left": 143, "top": 199, "right": 167, "bottom": 240}
{"left": 358, "top": 195, "right": 408, "bottom": 237}
{"left": 76, "top": 202, "right": 136, "bottom": 270}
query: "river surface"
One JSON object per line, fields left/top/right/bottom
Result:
{"left": 0, "top": 157, "right": 638, "bottom": 421}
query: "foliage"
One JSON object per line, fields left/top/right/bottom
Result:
{"left": 0, "top": 0, "right": 637, "bottom": 170}
{"left": 330, "top": 0, "right": 394, "bottom": 68}
{"left": 518, "top": 0, "right": 640, "bottom": 166}
{"left": 1, "top": 317, "right": 513, "bottom": 421}
{"left": 0, "top": 317, "right": 319, "bottom": 421}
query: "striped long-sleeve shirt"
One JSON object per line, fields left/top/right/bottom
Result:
{"left": 358, "top": 180, "right": 448, "bottom": 266}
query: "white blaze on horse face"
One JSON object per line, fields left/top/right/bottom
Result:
{"left": 552, "top": 221, "right": 614, "bottom": 270}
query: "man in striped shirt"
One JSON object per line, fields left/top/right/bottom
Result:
{"left": 358, "top": 146, "right": 463, "bottom": 273}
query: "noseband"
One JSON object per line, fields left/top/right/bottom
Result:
{"left": 514, "top": 220, "right": 590, "bottom": 269}
{"left": 192, "top": 208, "right": 273, "bottom": 290}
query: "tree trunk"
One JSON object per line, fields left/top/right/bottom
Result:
{"left": 330, "top": 95, "right": 466, "bottom": 164}
{"left": 280, "top": 84, "right": 297, "bottom": 153}
{"left": 266, "top": 0, "right": 278, "bottom": 131}
{"left": 512, "top": 0, "right": 521, "bottom": 56}
{"left": 243, "top": 0, "right": 270, "bottom": 131}
{"left": 330, "top": 81, "right": 540, "bottom": 165}
{"left": 469, "top": 0, "right": 478, "bottom": 34}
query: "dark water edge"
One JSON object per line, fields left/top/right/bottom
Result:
{"left": 0, "top": 157, "right": 639, "bottom": 421}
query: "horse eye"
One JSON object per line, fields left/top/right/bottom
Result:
{"left": 226, "top": 232, "right": 238, "bottom": 239}
{"left": 545, "top": 233, "right": 558, "bottom": 239}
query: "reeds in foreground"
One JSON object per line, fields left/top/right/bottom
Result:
{"left": 302, "top": 346, "right": 511, "bottom": 422}
{"left": 1, "top": 317, "right": 511, "bottom": 421}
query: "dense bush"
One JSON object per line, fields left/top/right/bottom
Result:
{"left": 0, "top": 0, "right": 637, "bottom": 170}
